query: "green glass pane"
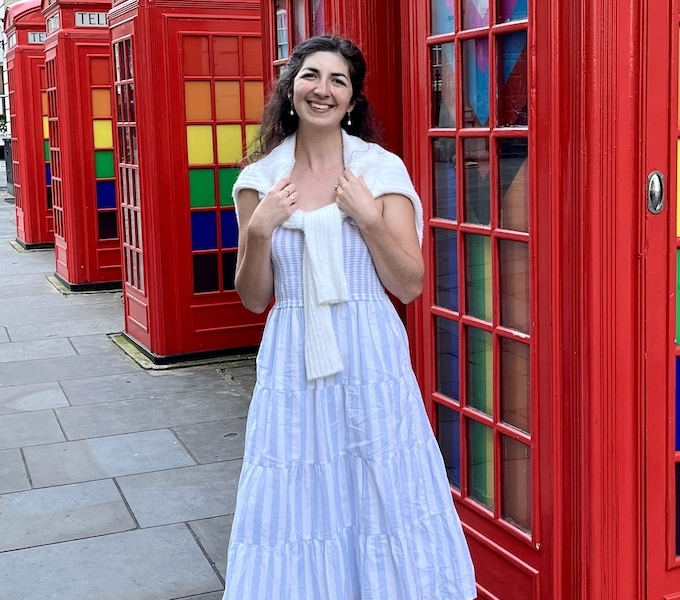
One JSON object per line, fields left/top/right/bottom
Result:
{"left": 467, "top": 327, "right": 492, "bottom": 414}
{"left": 189, "top": 169, "right": 215, "bottom": 208}
{"left": 468, "top": 420, "right": 494, "bottom": 509}
{"left": 466, "top": 234, "right": 492, "bottom": 321}
{"left": 44, "top": 140, "right": 50, "bottom": 162}
{"left": 95, "top": 150, "right": 115, "bottom": 178}
{"left": 219, "top": 167, "right": 240, "bottom": 206}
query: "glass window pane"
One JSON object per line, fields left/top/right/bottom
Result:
{"left": 184, "top": 36, "right": 210, "bottom": 76}
{"left": 96, "top": 181, "right": 116, "bottom": 209}
{"left": 437, "top": 403, "right": 461, "bottom": 489}
{"left": 676, "top": 357, "right": 680, "bottom": 451}
{"left": 215, "top": 81, "right": 241, "bottom": 121}
{"left": 189, "top": 169, "right": 216, "bottom": 208}
{"left": 191, "top": 212, "right": 218, "bottom": 250}
{"left": 217, "top": 124, "right": 243, "bottom": 163}
{"left": 193, "top": 253, "right": 219, "bottom": 293}
{"left": 219, "top": 168, "right": 240, "bottom": 206}
{"left": 435, "top": 316, "right": 459, "bottom": 401}
{"left": 433, "top": 137, "right": 456, "bottom": 220}
{"left": 676, "top": 463, "right": 680, "bottom": 555}
{"left": 95, "top": 150, "right": 115, "bottom": 178}
{"left": 223, "top": 251, "right": 237, "bottom": 290}
{"left": 244, "top": 82, "right": 264, "bottom": 121}
{"left": 465, "top": 234, "right": 492, "bottom": 321}
{"left": 312, "top": 0, "right": 324, "bottom": 36}
{"left": 498, "top": 31, "right": 528, "bottom": 127}
{"left": 498, "top": 0, "right": 528, "bottom": 22}
{"left": 431, "top": 0, "right": 455, "bottom": 35}
{"left": 243, "top": 38, "right": 264, "bottom": 77}
{"left": 501, "top": 436, "right": 531, "bottom": 532}
{"left": 90, "top": 57, "right": 110, "bottom": 85}
{"left": 462, "top": 38, "right": 489, "bottom": 127}
{"left": 185, "top": 81, "right": 213, "bottom": 121}
{"left": 214, "top": 37, "right": 239, "bottom": 77}
{"left": 434, "top": 228, "right": 458, "bottom": 311}
{"left": 466, "top": 327, "right": 492, "bottom": 414}
{"left": 187, "top": 125, "right": 215, "bottom": 165}
{"left": 463, "top": 138, "right": 490, "bottom": 224}
{"left": 97, "top": 211, "right": 118, "bottom": 240}
{"left": 500, "top": 338, "right": 530, "bottom": 433}
{"left": 463, "top": 0, "right": 489, "bottom": 29}
{"left": 432, "top": 44, "right": 455, "bottom": 128}
{"left": 468, "top": 420, "right": 494, "bottom": 508}
{"left": 276, "top": 3, "right": 289, "bottom": 60}
{"left": 499, "top": 138, "right": 528, "bottom": 231}
{"left": 499, "top": 239, "right": 529, "bottom": 333}
{"left": 221, "top": 209, "right": 239, "bottom": 248}
{"left": 91, "top": 89, "right": 111, "bottom": 117}
{"left": 93, "top": 120, "right": 113, "bottom": 149}
{"left": 294, "top": 0, "right": 306, "bottom": 45}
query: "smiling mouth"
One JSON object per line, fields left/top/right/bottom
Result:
{"left": 309, "top": 101, "right": 334, "bottom": 111}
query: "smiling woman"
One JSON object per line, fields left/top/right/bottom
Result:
{"left": 221, "top": 35, "right": 477, "bottom": 600}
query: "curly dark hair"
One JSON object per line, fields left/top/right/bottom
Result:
{"left": 248, "top": 35, "right": 380, "bottom": 162}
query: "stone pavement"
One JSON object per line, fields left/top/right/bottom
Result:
{"left": 0, "top": 191, "right": 257, "bottom": 600}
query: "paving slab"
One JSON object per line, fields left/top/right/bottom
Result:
{"left": 0, "top": 448, "right": 30, "bottom": 494}
{"left": 0, "top": 409, "right": 65, "bottom": 450}
{"left": 60, "top": 368, "right": 233, "bottom": 405}
{"left": 56, "top": 390, "right": 250, "bottom": 440}
{"left": 1, "top": 273, "right": 54, "bottom": 288}
{"left": 8, "top": 317, "right": 125, "bottom": 342}
{"left": 174, "top": 417, "right": 247, "bottom": 464}
{"left": 0, "top": 281, "right": 59, "bottom": 299}
{"left": 0, "top": 325, "right": 9, "bottom": 343}
{"left": 68, "top": 333, "right": 123, "bottom": 355}
{"left": 0, "top": 381, "right": 70, "bottom": 414}
{"left": 188, "top": 515, "right": 233, "bottom": 583}
{"left": 2, "top": 302, "right": 123, "bottom": 326}
{"left": 0, "top": 479, "right": 136, "bottom": 552}
{"left": 0, "top": 351, "right": 141, "bottom": 386}
{"left": 0, "top": 524, "right": 223, "bottom": 600}
{"left": 0, "top": 337, "right": 76, "bottom": 363}
{"left": 24, "top": 429, "right": 197, "bottom": 488}
{"left": 117, "top": 460, "right": 242, "bottom": 528}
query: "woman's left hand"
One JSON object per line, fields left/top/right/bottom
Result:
{"left": 334, "top": 169, "right": 383, "bottom": 228}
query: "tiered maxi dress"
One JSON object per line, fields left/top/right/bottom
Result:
{"left": 223, "top": 135, "right": 477, "bottom": 600}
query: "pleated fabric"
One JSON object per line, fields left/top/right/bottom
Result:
{"left": 223, "top": 220, "right": 477, "bottom": 599}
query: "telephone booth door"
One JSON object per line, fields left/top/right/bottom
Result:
{"left": 5, "top": 0, "right": 52, "bottom": 249}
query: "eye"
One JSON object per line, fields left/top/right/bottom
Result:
{"left": 332, "top": 78, "right": 347, "bottom": 86}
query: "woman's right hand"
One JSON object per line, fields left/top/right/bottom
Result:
{"left": 248, "top": 178, "right": 298, "bottom": 238}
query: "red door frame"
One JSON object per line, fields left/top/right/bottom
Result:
{"left": 645, "top": 0, "right": 680, "bottom": 596}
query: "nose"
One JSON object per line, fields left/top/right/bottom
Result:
{"left": 314, "top": 77, "right": 330, "bottom": 96}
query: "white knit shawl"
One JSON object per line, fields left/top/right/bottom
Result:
{"left": 232, "top": 131, "right": 423, "bottom": 380}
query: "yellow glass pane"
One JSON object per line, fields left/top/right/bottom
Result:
{"left": 215, "top": 81, "right": 241, "bottom": 121}
{"left": 187, "top": 125, "right": 214, "bottom": 164}
{"left": 42, "top": 116, "right": 49, "bottom": 139}
{"left": 91, "top": 89, "right": 111, "bottom": 118}
{"left": 245, "top": 124, "right": 260, "bottom": 154}
{"left": 185, "top": 81, "right": 212, "bottom": 121}
{"left": 244, "top": 81, "right": 264, "bottom": 120}
{"left": 93, "top": 120, "right": 113, "bottom": 149}
{"left": 216, "top": 125, "right": 243, "bottom": 164}
{"left": 41, "top": 92, "right": 48, "bottom": 115}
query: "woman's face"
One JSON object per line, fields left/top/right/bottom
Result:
{"left": 291, "top": 51, "right": 354, "bottom": 130}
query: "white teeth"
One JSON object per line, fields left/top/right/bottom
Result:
{"left": 310, "top": 102, "right": 332, "bottom": 110}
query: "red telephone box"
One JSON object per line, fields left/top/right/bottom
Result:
{"left": 41, "top": 0, "right": 121, "bottom": 290}
{"left": 107, "top": 0, "right": 264, "bottom": 361}
{"left": 5, "top": 0, "right": 53, "bottom": 249}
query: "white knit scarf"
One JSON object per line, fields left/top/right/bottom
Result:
{"left": 282, "top": 203, "right": 349, "bottom": 380}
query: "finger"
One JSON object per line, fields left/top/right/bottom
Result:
{"left": 343, "top": 169, "right": 357, "bottom": 181}
{"left": 273, "top": 178, "right": 291, "bottom": 191}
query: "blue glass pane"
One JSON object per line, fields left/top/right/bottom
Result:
{"left": 437, "top": 403, "right": 461, "bottom": 489}
{"left": 435, "top": 316, "right": 459, "bottom": 400}
{"left": 45, "top": 163, "right": 51, "bottom": 185}
{"left": 220, "top": 209, "right": 238, "bottom": 248}
{"left": 499, "top": 0, "right": 528, "bottom": 22}
{"left": 433, "top": 137, "right": 456, "bottom": 220}
{"left": 96, "top": 181, "right": 116, "bottom": 209}
{"left": 434, "top": 228, "right": 458, "bottom": 311}
{"left": 191, "top": 211, "right": 218, "bottom": 250}
{"left": 676, "top": 357, "right": 680, "bottom": 451}
{"left": 431, "top": 0, "right": 455, "bottom": 35}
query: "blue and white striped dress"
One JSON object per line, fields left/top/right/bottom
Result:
{"left": 223, "top": 213, "right": 477, "bottom": 599}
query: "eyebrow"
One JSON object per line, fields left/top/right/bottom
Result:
{"left": 300, "top": 67, "right": 349, "bottom": 80}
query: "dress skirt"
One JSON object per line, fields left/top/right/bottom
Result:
{"left": 223, "top": 222, "right": 477, "bottom": 600}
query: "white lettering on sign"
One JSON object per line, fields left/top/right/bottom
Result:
{"left": 75, "top": 12, "right": 108, "bottom": 27}
{"left": 47, "top": 14, "right": 60, "bottom": 32}
{"left": 7, "top": 33, "right": 16, "bottom": 49}
{"left": 28, "top": 32, "right": 46, "bottom": 44}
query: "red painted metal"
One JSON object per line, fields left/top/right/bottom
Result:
{"left": 108, "top": 0, "right": 264, "bottom": 361}
{"left": 41, "top": 0, "right": 122, "bottom": 289}
{"left": 5, "top": 0, "right": 53, "bottom": 248}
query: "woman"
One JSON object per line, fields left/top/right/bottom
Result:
{"left": 223, "top": 35, "right": 476, "bottom": 599}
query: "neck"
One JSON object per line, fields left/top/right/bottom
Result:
{"left": 294, "top": 126, "right": 344, "bottom": 171}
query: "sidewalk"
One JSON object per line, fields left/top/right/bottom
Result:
{"left": 0, "top": 195, "right": 256, "bottom": 600}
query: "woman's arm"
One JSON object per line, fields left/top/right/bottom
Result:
{"left": 335, "top": 171, "right": 424, "bottom": 304}
{"left": 235, "top": 179, "right": 298, "bottom": 313}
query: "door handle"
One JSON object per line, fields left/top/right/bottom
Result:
{"left": 647, "top": 170, "right": 664, "bottom": 214}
